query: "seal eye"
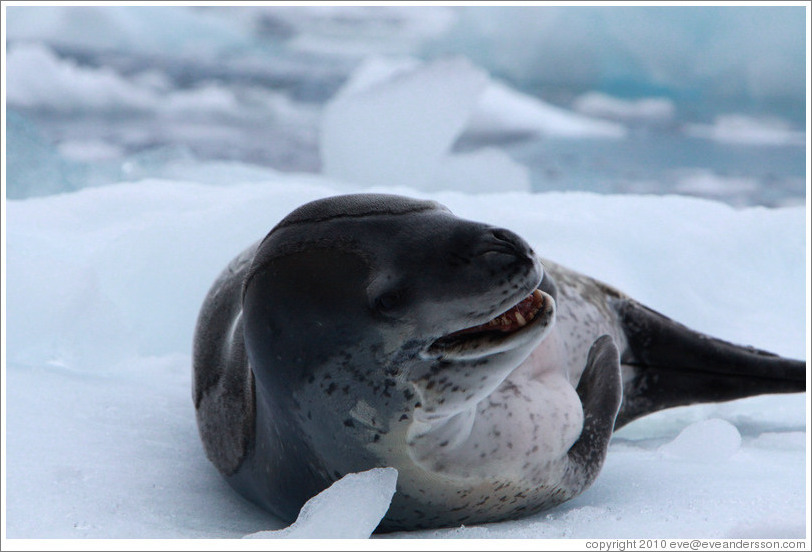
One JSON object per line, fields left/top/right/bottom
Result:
{"left": 375, "top": 290, "right": 403, "bottom": 314}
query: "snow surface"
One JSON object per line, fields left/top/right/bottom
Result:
{"left": 4, "top": 176, "right": 808, "bottom": 540}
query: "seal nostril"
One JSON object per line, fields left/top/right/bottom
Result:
{"left": 479, "top": 228, "right": 523, "bottom": 256}
{"left": 491, "top": 229, "right": 517, "bottom": 248}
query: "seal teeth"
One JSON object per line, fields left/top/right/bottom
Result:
{"left": 515, "top": 312, "right": 526, "bottom": 326}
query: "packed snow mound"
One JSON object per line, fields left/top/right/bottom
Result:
{"left": 243, "top": 468, "right": 398, "bottom": 539}
{"left": 658, "top": 419, "right": 742, "bottom": 462}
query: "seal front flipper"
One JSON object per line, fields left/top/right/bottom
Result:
{"left": 614, "top": 299, "right": 807, "bottom": 428}
{"left": 560, "top": 335, "right": 622, "bottom": 499}
{"left": 193, "top": 245, "right": 257, "bottom": 476}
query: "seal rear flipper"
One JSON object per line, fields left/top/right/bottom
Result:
{"left": 561, "top": 335, "right": 622, "bottom": 498}
{"left": 614, "top": 299, "right": 807, "bottom": 428}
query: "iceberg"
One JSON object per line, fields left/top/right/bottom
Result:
{"left": 320, "top": 57, "right": 489, "bottom": 190}
{"left": 429, "top": 6, "right": 806, "bottom": 101}
{"left": 321, "top": 56, "right": 624, "bottom": 194}
{"left": 6, "top": 5, "right": 248, "bottom": 55}
{"left": 6, "top": 110, "right": 77, "bottom": 199}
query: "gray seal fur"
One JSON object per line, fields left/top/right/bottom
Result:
{"left": 193, "top": 193, "right": 805, "bottom": 531}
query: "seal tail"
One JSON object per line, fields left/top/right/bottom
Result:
{"left": 613, "top": 299, "right": 807, "bottom": 428}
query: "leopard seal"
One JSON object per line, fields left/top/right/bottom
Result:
{"left": 193, "top": 193, "right": 805, "bottom": 532}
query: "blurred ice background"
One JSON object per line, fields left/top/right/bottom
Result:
{"left": 5, "top": 4, "right": 807, "bottom": 205}
{"left": 3, "top": 4, "right": 809, "bottom": 542}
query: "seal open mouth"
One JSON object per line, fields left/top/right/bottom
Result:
{"left": 447, "top": 289, "right": 546, "bottom": 338}
{"left": 426, "top": 288, "right": 552, "bottom": 359}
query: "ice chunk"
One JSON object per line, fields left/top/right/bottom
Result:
{"left": 571, "top": 92, "right": 675, "bottom": 125}
{"left": 685, "top": 114, "right": 805, "bottom": 146}
{"left": 658, "top": 418, "right": 742, "bottom": 462}
{"left": 58, "top": 140, "right": 125, "bottom": 162}
{"left": 158, "top": 85, "right": 241, "bottom": 116}
{"left": 5, "top": 43, "right": 261, "bottom": 118}
{"left": 243, "top": 468, "right": 398, "bottom": 539}
{"left": 467, "top": 80, "right": 627, "bottom": 139}
{"left": 279, "top": 6, "right": 457, "bottom": 57}
{"left": 672, "top": 169, "right": 759, "bottom": 196}
{"left": 331, "top": 56, "right": 421, "bottom": 98}
{"left": 320, "top": 57, "right": 489, "bottom": 189}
